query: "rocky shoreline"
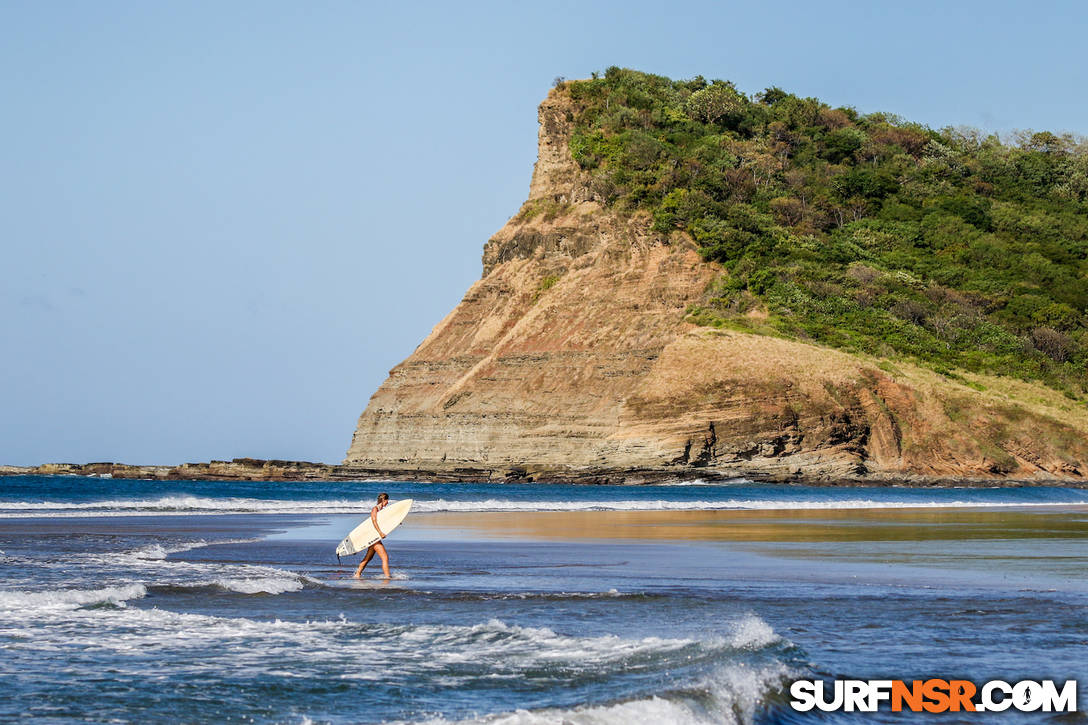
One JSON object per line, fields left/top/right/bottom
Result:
{"left": 2, "top": 459, "right": 1084, "bottom": 487}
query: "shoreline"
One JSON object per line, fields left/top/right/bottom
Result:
{"left": 2, "top": 458, "right": 1087, "bottom": 488}
{"left": 408, "top": 505, "right": 1088, "bottom": 544}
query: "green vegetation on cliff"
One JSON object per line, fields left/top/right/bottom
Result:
{"left": 562, "top": 68, "right": 1088, "bottom": 396}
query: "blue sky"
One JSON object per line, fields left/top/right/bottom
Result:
{"left": 3, "top": 1, "right": 1086, "bottom": 465}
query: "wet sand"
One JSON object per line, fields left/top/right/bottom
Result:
{"left": 409, "top": 505, "right": 1088, "bottom": 543}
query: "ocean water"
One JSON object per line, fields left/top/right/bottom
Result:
{"left": 1, "top": 476, "right": 1086, "bottom": 724}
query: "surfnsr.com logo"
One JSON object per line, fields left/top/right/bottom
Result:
{"left": 789, "top": 679, "right": 1078, "bottom": 713}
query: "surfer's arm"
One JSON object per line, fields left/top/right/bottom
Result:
{"left": 370, "top": 506, "right": 386, "bottom": 538}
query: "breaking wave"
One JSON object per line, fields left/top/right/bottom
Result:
{"left": 413, "top": 660, "right": 794, "bottom": 725}
{"left": 208, "top": 576, "right": 305, "bottom": 594}
{"left": 0, "top": 595, "right": 791, "bottom": 702}
{"left": 1, "top": 493, "right": 1084, "bottom": 518}
{"left": 56, "top": 539, "right": 306, "bottom": 596}
{"left": 0, "top": 584, "right": 147, "bottom": 612}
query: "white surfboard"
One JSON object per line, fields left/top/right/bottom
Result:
{"left": 335, "top": 499, "right": 413, "bottom": 558}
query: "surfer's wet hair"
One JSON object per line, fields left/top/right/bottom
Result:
{"left": 377, "top": 493, "right": 389, "bottom": 503}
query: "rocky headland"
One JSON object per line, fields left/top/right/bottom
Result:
{"left": 342, "top": 83, "right": 1088, "bottom": 485}
{"left": 10, "top": 75, "right": 1088, "bottom": 487}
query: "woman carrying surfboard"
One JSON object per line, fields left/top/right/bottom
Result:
{"left": 353, "top": 493, "right": 391, "bottom": 579}
{"left": 335, "top": 495, "right": 413, "bottom": 577}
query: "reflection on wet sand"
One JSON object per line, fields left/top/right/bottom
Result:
{"left": 412, "top": 506, "right": 1088, "bottom": 543}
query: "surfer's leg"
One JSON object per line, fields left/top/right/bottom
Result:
{"left": 374, "top": 542, "right": 390, "bottom": 578}
{"left": 354, "top": 546, "right": 375, "bottom": 578}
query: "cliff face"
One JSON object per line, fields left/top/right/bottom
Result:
{"left": 344, "top": 89, "right": 1088, "bottom": 483}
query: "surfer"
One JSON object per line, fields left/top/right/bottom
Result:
{"left": 353, "top": 493, "right": 391, "bottom": 579}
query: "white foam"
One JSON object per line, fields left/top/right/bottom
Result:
{"left": 393, "top": 618, "right": 699, "bottom": 670}
{"left": 81, "top": 547, "right": 299, "bottom": 590}
{"left": 0, "top": 606, "right": 777, "bottom": 677}
{"left": 118, "top": 538, "right": 260, "bottom": 562}
{"left": 704, "top": 661, "right": 795, "bottom": 724}
{"left": 727, "top": 614, "right": 780, "bottom": 650}
{"left": 0, "top": 495, "right": 359, "bottom": 514}
{"left": 657, "top": 478, "right": 749, "bottom": 486}
{"left": 0, "top": 494, "right": 1082, "bottom": 518}
{"left": 135, "top": 543, "right": 170, "bottom": 560}
{"left": 68, "top": 538, "right": 255, "bottom": 578}
{"left": 0, "top": 584, "right": 146, "bottom": 612}
{"left": 210, "top": 576, "right": 304, "bottom": 595}
{"left": 0, "top": 597, "right": 791, "bottom": 721}
{"left": 63, "top": 539, "right": 305, "bottom": 597}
